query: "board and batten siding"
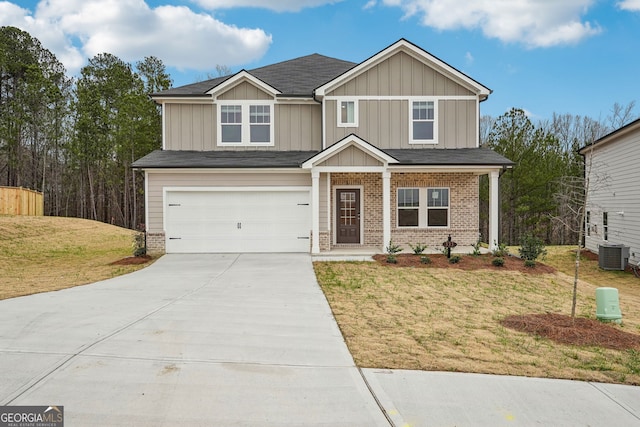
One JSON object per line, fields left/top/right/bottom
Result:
{"left": 146, "top": 171, "right": 312, "bottom": 232}
{"left": 217, "top": 81, "right": 273, "bottom": 101}
{"left": 326, "top": 51, "right": 475, "bottom": 97}
{"left": 164, "top": 103, "right": 321, "bottom": 151}
{"left": 325, "top": 99, "right": 476, "bottom": 149}
{"left": 584, "top": 131, "right": 640, "bottom": 266}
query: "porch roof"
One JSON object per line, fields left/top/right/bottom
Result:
{"left": 132, "top": 148, "right": 513, "bottom": 169}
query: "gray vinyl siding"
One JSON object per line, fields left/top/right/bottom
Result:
{"left": 317, "top": 146, "right": 383, "bottom": 167}
{"left": 164, "top": 103, "right": 321, "bottom": 151}
{"left": 584, "top": 131, "right": 640, "bottom": 266}
{"left": 320, "top": 173, "right": 329, "bottom": 232}
{"left": 146, "top": 171, "right": 311, "bottom": 232}
{"left": 217, "top": 81, "right": 273, "bottom": 100}
{"left": 325, "top": 99, "right": 477, "bottom": 149}
{"left": 165, "top": 104, "right": 214, "bottom": 150}
{"left": 327, "top": 51, "right": 475, "bottom": 97}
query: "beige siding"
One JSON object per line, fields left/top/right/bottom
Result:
{"left": 146, "top": 172, "right": 311, "bottom": 232}
{"left": 217, "top": 81, "right": 272, "bottom": 100}
{"left": 165, "top": 103, "right": 321, "bottom": 151}
{"left": 318, "top": 146, "right": 383, "bottom": 167}
{"left": 328, "top": 51, "right": 474, "bottom": 97}
{"left": 325, "top": 99, "right": 476, "bottom": 149}
{"left": 274, "top": 104, "right": 322, "bottom": 151}
{"left": 584, "top": 130, "right": 640, "bottom": 266}
{"left": 165, "top": 104, "right": 214, "bottom": 150}
{"left": 319, "top": 173, "right": 329, "bottom": 232}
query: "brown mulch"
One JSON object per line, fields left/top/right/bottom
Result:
{"left": 109, "top": 255, "right": 153, "bottom": 265}
{"left": 502, "top": 313, "right": 640, "bottom": 351}
{"left": 372, "top": 253, "right": 556, "bottom": 274}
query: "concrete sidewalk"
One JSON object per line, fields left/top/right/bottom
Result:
{"left": 363, "top": 369, "right": 640, "bottom": 426}
{"left": 0, "top": 254, "right": 388, "bottom": 426}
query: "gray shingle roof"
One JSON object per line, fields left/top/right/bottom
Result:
{"left": 131, "top": 150, "right": 318, "bottom": 169}
{"left": 386, "top": 148, "right": 514, "bottom": 166}
{"left": 132, "top": 148, "right": 513, "bottom": 169}
{"left": 154, "top": 54, "right": 356, "bottom": 98}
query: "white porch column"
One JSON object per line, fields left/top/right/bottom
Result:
{"left": 382, "top": 170, "right": 391, "bottom": 252}
{"left": 311, "top": 169, "right": 321, "bottom": 254}
{"left": 488, "top": 169, "right": 499, "bottom": 251}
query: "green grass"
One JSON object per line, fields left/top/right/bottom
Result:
{"left": 314, "top": 248, "right": 640, "bottom": 385}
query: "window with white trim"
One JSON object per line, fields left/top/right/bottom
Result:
{"left": 397, "top": 187, "right": 449, "bottom": 228}
{"left": 398, "top": 188, "right": 419, "bottom": 227}
{"left": 427, "top": 188, "right": 449, "bottom": 227}
{"left": 217, "top": 101, "right": 274, "bottom": 146}
{"left": 338, "top": 100, "right": 358, "bottom": 127}
{"left": 410, "top": 100, "right": 437, "bottom": 144}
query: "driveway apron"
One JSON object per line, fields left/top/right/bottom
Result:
{"left": 0, "top": 254, "right": 389, "bottom": 426}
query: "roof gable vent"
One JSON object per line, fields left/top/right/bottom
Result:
{"left": 599, "top": 244, "right": 630, "bottom": 271}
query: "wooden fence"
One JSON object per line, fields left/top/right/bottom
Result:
{"left": 0, "top": 186, "right": 44, "bottom": 216}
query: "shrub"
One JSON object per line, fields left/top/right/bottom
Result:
{"left": 470, "top": 241, "right": 482, "bottom": 256}
{"left": 524, "top": 259, "right": 537, "bottom": 268}
{"left": 492, "top": 257, "right": 505, "bottom": 267}
{"left": 420, "top": 255, "right": 431, "bottom": 264}
{"left": 449, "top": 255, "right": 461, "bottom": 264}
{"left": 409, "top": 242, "right": 428, "bottom": 255}
{"left": 519, "top": 234, "right": 547, "bottom": 262}
{"left": 132, "top": 230, "right": 146, "bottom": 257}
{"left": 386, "top": 240, "right": 402, "bottom": 264}
{"left": 492, "top": 241, "right": 509, "bottom": 257}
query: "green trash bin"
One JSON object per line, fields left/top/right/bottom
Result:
{"left": 595, "top": 287, "right": 622, "bottom": 323}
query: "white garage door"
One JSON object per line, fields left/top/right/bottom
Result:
{"left": 165, "top": 189, "right": 311, "bottom": 253}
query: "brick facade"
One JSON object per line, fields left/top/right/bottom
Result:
{"left": 146, "top": 232, "right": 165, "bottom": 255}
{"left": 327, "top": 172, "right": 479, "bottom": 251}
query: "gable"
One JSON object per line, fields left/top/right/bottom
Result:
{"left": 217, "top": 80, "right": 274, "bottom": 101}
{"left": 327, "top": 51, "right": 475, "bottom": 97}
{"left": 316, "top": 39, "right": 490, "bottom": 99}
{"left": 317, "top": 145, "right": 384, "bottom": 167}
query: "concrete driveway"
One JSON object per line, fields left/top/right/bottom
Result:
{"left": 0, "top": 254, "right": 389, "bottom": 426}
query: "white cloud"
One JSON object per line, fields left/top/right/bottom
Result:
{"left": 0, "top": 0, "right": 272, "bottom": 75}
{"left": 465, "top": 51, "right": 473, "bottom": 65}
{"left": 194, "top": 0, "right": 343, "bottom": 12}
{"left": 618, "top": 0, "right": 640, "bottom": 11}
{"left": 381, "top": 0, "right": 602, "bottom": 48}
{"left": 363, "top": 0, "right": 377, "bottom": 10}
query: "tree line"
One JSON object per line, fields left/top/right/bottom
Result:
{"left": 0, "top": 26, "right": 171, "bottom": 229}
{"left": 0, "top": 26, "right": 637, "bottom": 244}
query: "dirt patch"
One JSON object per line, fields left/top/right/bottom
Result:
{"left": 109, "top": 255, "right": 153, "bottom": 265}
{"left": 372, "top": 253, "right": 556, "bottom": 274}
{"left": 502, "top": 313, "right": 640, "bottom": 351}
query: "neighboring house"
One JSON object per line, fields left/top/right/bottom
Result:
{"left": 132, "top": 39, "right": 513, "bottom": 254}
{"left": 579, "top": 118, "right": 640, "bottom": 267}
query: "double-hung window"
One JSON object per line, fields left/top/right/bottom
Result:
{"left": 398, "top": 188, "right": 420, "bottom": 227}
{"left": 218, "top": 101, "right": 273, "bottom": 146}
{"left": 427, "top": 188, "right": 449, "bottom": 227}
{"left": 397, "top": 187, "right": 449, "bottom": 228}
{"left": 410, "top": 100, "right": 437, "bottom": 144}
{"left": 338, "top": 100, "right": 358, "bottom": 127}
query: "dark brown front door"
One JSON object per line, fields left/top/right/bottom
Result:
{"left": 336, "top": 189, "right": 360, "bottom": 244}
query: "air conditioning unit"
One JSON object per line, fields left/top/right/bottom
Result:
{"left": 599, "top": 244, "right": 630, "bottom": 271}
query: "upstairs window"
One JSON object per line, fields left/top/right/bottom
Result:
{"left": 218, "top": 101, "right": 274, "bottom": 146}
{"left": 410, "top": 100, "right": 437, "bottom": 144}
{"left": 338, "top": 100, "right": 358, "bottom": 127}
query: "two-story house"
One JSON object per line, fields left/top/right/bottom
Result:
{"left": 580, "top": 118, "right": 640, "bottom": 268}
{"left": 132, "top": 39, "right": 513, "bottom": 254}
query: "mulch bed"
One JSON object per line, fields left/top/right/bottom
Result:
{"left": 372, "top": 253, "right": 556, "bottom": 274}
{"left": 110, "top": 255, "right": 153, "bottom": 265}
{"left": 502, "top": 313, "right": 640, "bottom": 350}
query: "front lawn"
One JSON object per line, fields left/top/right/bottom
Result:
{"left": 314, "top": 247, "right": 640, "bottom": 385}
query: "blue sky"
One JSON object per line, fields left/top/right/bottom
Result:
{"left": 3, "top": 0, "right": 639, "bottom": 121}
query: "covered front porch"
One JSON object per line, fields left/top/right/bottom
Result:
{"left": 301, "top": 135, "right": 507, "bottom": 255}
